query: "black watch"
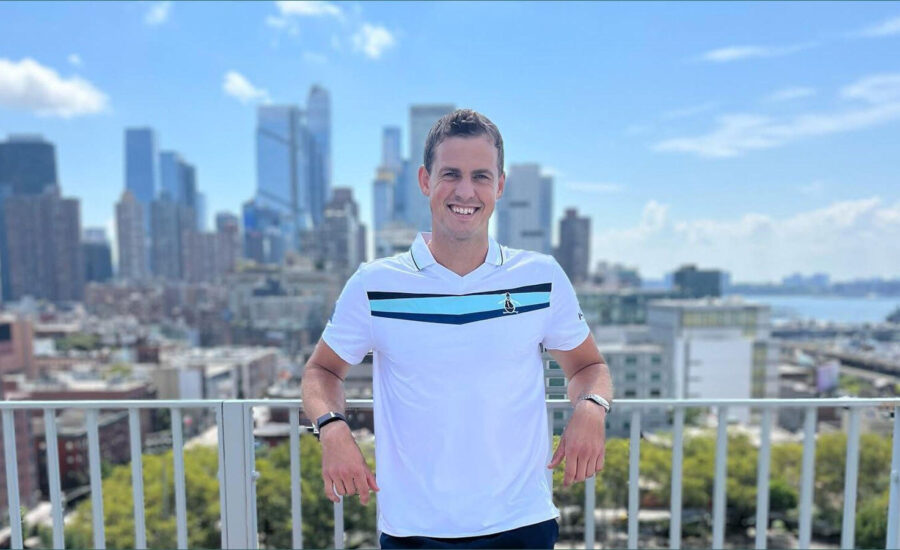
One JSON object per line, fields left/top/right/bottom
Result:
{"left": 313, "top": 411, "right": 347, "bottom": 440}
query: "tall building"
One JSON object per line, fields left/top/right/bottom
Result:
{"left": 0, "top": 135, "right": 58, "bottom": 301}
{"left": 406, "top": 104, "right": 455, "bottom": 230}
{"left": 150, "top": 194, "right": 194, "bottom": 280}
{"left": 82, "top": 228, "right": 113, "bottom": 283}
{"left": 556, "top": 208, "right": 590, "bottom": 284}
{"left": 242, "top": 199, "right": 286, "bottom": 265}
{"left": 372, "top": 168, "right": 396, "bottom": 258}
{"left": 307, "top": 85, "right": 331, "bottom": 228}
{"left": 255, "top": 104, "right": 310, "bottom": 260}
{"left": 115, "top": 190, "right": 148, "bottom": 281}
{"left": 196, "top": 191, "right": 206, "bottom": 231}
{"left": 381, "top": 126, "right": 402, "bottom": 170}
{"left": 319, "top": 188, "right": 363, "bottom": 273}
{"left": 648, "top": 298, "right": 777, "bottom": 422}
{"left": 3, "top": 186, "right": 83, "bottom": 302}
{"left": 673, "top": 264, "right": 724, "bottom": 298}
{"left": 124, "top": 128, "right": 159, "bottom": 213}
{"left": 496, "top": 163, "right": 553, "bottom": 254}
{"left": 215, "top": 212, "right": 241, "bottom": 274}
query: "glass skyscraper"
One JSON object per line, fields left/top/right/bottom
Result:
{"left": 0, "top": 135, "right": 59, "bottom": 300}
{"left": 125, "top": 128, "right": 159, "bottom": 210}
{"left": 307, "top": 85, "right": 331, "bottom": 228}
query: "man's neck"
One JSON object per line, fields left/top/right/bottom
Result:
{"left": 426, "top": 232, "right": 489, "bottom": 277}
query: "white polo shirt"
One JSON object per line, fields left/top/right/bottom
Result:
{"left": 321, "top": 232, "right": 589, "bottom": 538}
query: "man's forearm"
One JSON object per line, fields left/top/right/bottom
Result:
{"left": 300, "top": 363, "right": 348, "bottom": 422}
{"left": 566, "top": 361, "right": 613, "bottom": 406}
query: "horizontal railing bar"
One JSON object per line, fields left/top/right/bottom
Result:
{"left": 1, "top": 397, "right": 898, "bottom": 411}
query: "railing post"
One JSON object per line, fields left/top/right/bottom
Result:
{"left": 219, "top": 402, "right": 257, "bottom": 549}
{"left": 887, "top": 406, "right": 900, "bottom": 549}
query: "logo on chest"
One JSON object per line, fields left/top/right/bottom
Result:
{"left": 500, "top": 292, "right": 521, "bottom": 314}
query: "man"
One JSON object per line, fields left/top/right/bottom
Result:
{"left": 300, "top": 109, "right": 612, "bottom": 549}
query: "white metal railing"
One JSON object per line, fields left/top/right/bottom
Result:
{"left": 0, "top": 398, "right": 898, "bottom": 549}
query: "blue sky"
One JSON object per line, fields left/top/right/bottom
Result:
{"left": 1, "top": 1, "right": 899, "bottom": 281}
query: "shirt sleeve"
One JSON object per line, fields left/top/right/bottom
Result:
{"left": 321, "top": 267, "right": 374, "bottom": 365}
{"left": 541, "top": 258, "right": 590, "bottom": 351}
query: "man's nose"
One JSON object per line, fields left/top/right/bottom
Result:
{"left": 455, "top": 176, "right": 476, "bottom": 199}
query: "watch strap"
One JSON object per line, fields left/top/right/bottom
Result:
{"left": 313, "top": 411, "right": 347, "bottom": 439}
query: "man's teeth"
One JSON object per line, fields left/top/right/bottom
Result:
{"left": 451, "top": 206, "right": 476, "bottom": 215}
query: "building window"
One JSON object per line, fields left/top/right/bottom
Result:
{"left": 625, "top": 355, "right": 638, "bottom": 366}
{"left": 548, "top": 393, "right": 566, "bottom": 400}
{"left": 650, "top": 372, "right": 662, "bottom": 382}
{"left": 624, "top": 389, "right": 637, "bottom": 397}
{"left": 625, "top": 373, "right": 637, "bottom": 382}
{"left": 650, "top": 389, "right": 662, "bottom": 397}
{"left": 651, "top": 355, "right": 662, "bottom": 365}
{"left": 548, "top": 378, "right": 566, "bottom": 387}
{"left": 553, "top": 411, "right": 565, "bottom": 420}
{"left": 65, "top": 442, "right": 73, "bottom": 451}
{"left": 548, "top": 361, "right": 561, "bottom": 370}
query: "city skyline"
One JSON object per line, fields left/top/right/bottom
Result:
{"left": 1, "top": 2, "right": 899, "bottom": 280}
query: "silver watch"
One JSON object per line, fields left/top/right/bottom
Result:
{"left": 579, "top": 393, "right": 611, "bottom": 413}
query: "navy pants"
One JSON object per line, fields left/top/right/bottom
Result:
{"left": 379, "top": 518, "right": 559, "bottom": 549}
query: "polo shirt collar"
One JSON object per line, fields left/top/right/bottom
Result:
{"left": 410, "top": 232, "right": 504, "bottom": 272}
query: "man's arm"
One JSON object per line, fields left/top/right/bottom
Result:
{"left": 545, "top": 332, "right": 613, "bottom": 487}
{"left": 300, "top": 339, "right": 379, "bottom": 504}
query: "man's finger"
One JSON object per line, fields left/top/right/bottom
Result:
{"left": 353, "top": 474, "right": 370, "bottom": 505}
{"left": 323, "top": 476, "right": 339, "bottom": 503}
{"left": 366, "top": 469, "right": 380, "bottom": 492}
{"left": 334, "top": 479, "right": 349, "bottom": 497}
{"left": 564, "top": 454, "right": 578, "bottom": 486}
{"left": 547, "top": 439, "right": 565, "bottom": 469}
{"left": 595, "top": 449, "right": 606, "bottom": 473}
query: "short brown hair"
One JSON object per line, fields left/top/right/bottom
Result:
{"left": 423, "top": 109, "right": 504, "bottom": 175}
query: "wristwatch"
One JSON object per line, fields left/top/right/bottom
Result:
{"left": 579, "top": 393, "right": 611, "bottom": 414}
{"left": 313, "top": 411, "right": 347, "bottom": 440}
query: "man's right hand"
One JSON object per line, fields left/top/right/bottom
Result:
{"left": 319, "top": 421, "right": 380, "bottom": 505}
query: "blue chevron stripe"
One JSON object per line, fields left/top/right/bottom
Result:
{"left": 369, "top": 291, "right": 550, "bottom": 315}
{"left": 370, "top": 302, "right": 550, "bottom": 325}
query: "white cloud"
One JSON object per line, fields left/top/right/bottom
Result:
{"left": 565, "top": 182, "right": 624, "bottom": 194}
{"left": 303, "top": 51, "right": 328, "bottom": 64}
{"left": 840, "top": 73, "right": 900, "bottom": 104}
{"left": 352, "top": 23, "right": 395, "bottom": 59}
{"left": 67, "top": 53, "right": 82, "bottom": 67}
{"left": 654, "top": 73, "right": 900, "bottom": 158}
{"left": 0, "top": 57, "right": 108, "bottom": 118}
{"left": 698, "top": 42, "right": 814, "bottom": 63}
{"left": 222, "top": 71, "right": 270, "bottom": 104}
{"left": 276, "top": 0, "right": 342, "bottom": 18}
{"left": 662, "top": 102, "right": 718, "bottom": 120}
{"left": 857, "top": 15, "right": 900, "bottom": 37}
{"left": 593, "top": 198, "right": 900, "bottom": 280}
{"left": 144, "top": 1, "right": 171, "bottom": 26}
{"left": 765, "top": 86, "right": 816, "bottom": 102}
{"left": 798, "top": 181, "right": 826, "bottom": 197}
{"left": 266, "top": 15, "right": 299, "bottom": 35}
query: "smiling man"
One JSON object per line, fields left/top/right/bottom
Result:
{"left": 300, "top": 109, "right": 613, "bottom": 549}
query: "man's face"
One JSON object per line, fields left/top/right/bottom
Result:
{"left": 418, "top": 135, "right": 505, "bottom": 243}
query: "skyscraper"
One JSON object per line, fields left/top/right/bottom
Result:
{"left": 307, "top": 85, "right": 331, "bottom": 228}
{"left": 82, "top": 228, "right": 113, "bottom": 283}
{"left": 256, "top": 104, "right": 310, "bottom": 261}
{"left": 150, "top": 193, "right": 194, "bottom": 280}
{"left": 406, "top": 104, "right": 455, "bottom": 231}
{"left": 556, "top": 208, "right": 591, "bottom": 283}
{"left": 0, "top": 135, "right": 58, "bottom": 301}
{"left": 215, "top": 212, "right": 241, "bottom": 275}
{"left": 115, "top": 190, "right": 148, "bottom": 281}
{"left": 495, "top": 163, "right": 553, "bottom": 254}
{"left": 320, "top": 187, "right": 363, "bottom": 273}
{"left": 3, "top": 186, "right": 83, "bottom": 302}
{"left": 381, "top": 126, "right": 402, "bottom": 170}
{"left": 124, "top": 128, "right": 159, "bottom": 212}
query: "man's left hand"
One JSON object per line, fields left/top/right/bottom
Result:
{"left": 546, "top": 401, "right": 607, "bottom": 486}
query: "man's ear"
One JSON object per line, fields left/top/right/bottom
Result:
{"left": 496, "top": 172, "right": 506, "bottom": 200}
{"left": 417, "top": 165, "right": 430, "bottom": 196}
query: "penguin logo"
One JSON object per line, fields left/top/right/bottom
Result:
{"left": 499, "top": 292, "right": 521, "bottom": 314}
